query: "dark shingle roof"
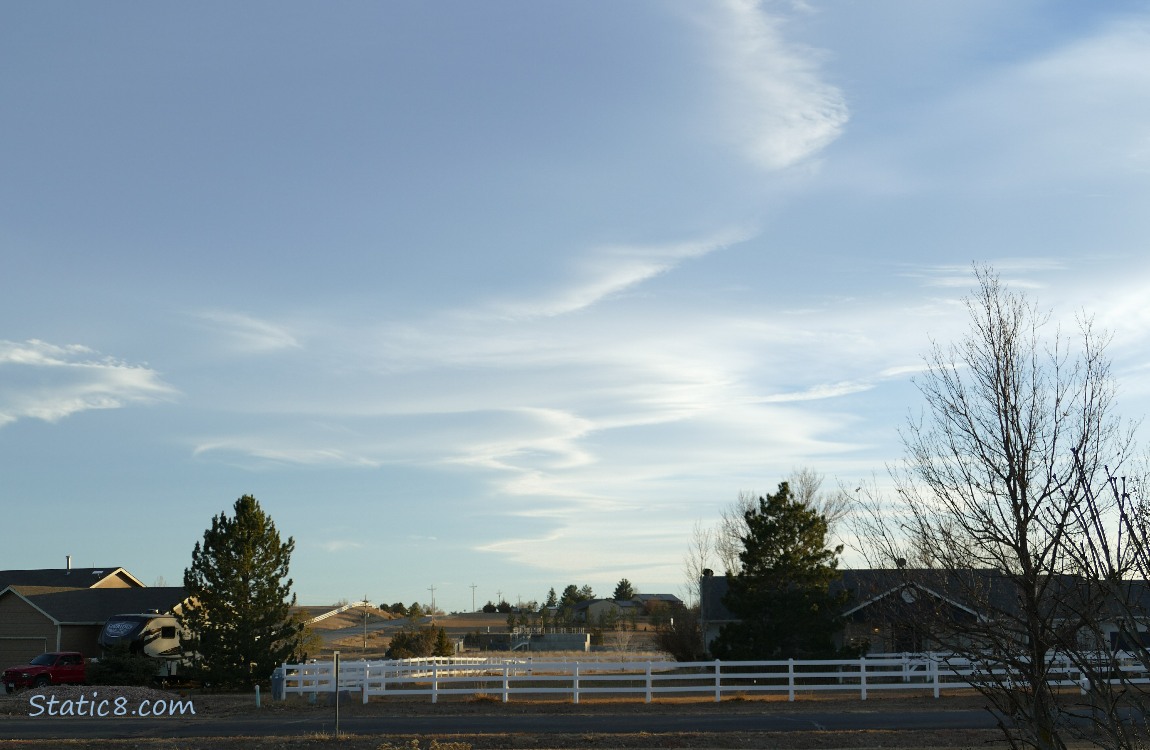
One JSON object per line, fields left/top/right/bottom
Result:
{"left": 702, "top": 568, "right": 1026, "bottom": 624}
{"left": 0, "top": 568, "right": 143, "bottom": 590}
{"left": 9, "top": 587, "right": 189, "bottom": 624}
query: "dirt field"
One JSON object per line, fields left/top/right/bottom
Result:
{"left": 0, "top": 685, "right": 1016, "bottom": 750}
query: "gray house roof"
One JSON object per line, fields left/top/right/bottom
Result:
{"left": 633, "top": 593, "right": 683, "bottom": 607}
{"left": 701, "top": 568, "right": 1028, "bottom": 625}
{"left": 0, "top": 567, "right": 144, "bottom": 590}
{"left": 0, "top": 586, "right": 189, "bottom": 625}
{"left": 701, "top": 567, "right": 1150, "bottom": 625}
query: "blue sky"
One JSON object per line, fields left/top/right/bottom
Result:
{"left": 3, "top": 1, "right": 1150, "bottom": 611}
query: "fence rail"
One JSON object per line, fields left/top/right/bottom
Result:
{"left": 275, "top": 652, "right": 1150, "bottom": 704}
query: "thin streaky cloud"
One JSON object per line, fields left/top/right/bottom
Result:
{"left": 195, "top": 310, "right": 303, "bottom": 353}
{"left": 490, "top": 230, "right": 752, "bottom": 320}
{"left": 191, "top": 439, "right": 382, "bottom": 469}
{"left": 905, "top": 260, "right": 1067, "bottom": 290}
{"left": 317, "top": 540, "right": 364, "bottom": 553}
{"left": 758, "top": 381, "right": 875, "bottom": 403}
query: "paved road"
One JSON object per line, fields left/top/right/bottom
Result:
{"left": 2, "top": 708, "right": 1000, "bottom": 740}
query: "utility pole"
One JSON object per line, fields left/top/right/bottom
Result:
{"left": 427, "top": 585, "right": 437, "bottom": 615}
{"left": 470, "top": 583, "right": 477, "bottom": 612}
{"left": 496, "top": 590, "right": 503, "bottom": 608}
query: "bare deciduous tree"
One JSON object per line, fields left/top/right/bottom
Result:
{"left": 853, "top": 266, "right": 1135, "bottom": 750}
{"left": 682, "top": 520, "right": 715, "bottom": 608}
{"left": 1050, "top": 456, "right": 1150, "bottom": 750}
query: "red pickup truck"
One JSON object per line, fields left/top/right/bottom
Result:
{"left": 2, "top": 651, "right": 87, "bottom": 692}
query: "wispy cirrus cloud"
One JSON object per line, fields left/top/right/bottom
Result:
{"left": 908, "top": 261, "right": 1066, "bottom": 290}
{"left": 316, "top": 539, "right": 365, "bottom": 553}
{"left": 194, "top": 310, "right": 303, "bottom": 353}
{"left": 490, "top": 229, "right": 751, "bottom": 319}
{"left": 759, "top": 381, "right": 875, "bottom": 403}
{"left": 192, "top": 437, "right": 383, "bottom": 468}
{"left": 692, "top": 0, "right": 848, "bottom": 170}
{"left": 0, "top": 339, "right": 175, "bottom": 427}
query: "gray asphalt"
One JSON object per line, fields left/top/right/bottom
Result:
{"left": 2, "top": 708, "right": 1000, "bottom": 739}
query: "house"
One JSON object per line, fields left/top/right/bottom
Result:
{"left": 632, "top": 593, "right": 684, "bottom": 614}
{"left": 572, "top": 598, "right": 643, "bottom": 624}
{"left": 0, "top": 567, "right": 188, "bottom": 666}
{"left": 700, "top": 568, "right": 1007, "bottom": 654}
{"left": 0, "top": 567, "right": 145, "bottom": 591}
{"left": 572, "top": 594, "right": 685, "bottom": 625}
{"left": 836, "top": 569, "right": 993, "bottom": 653}
{"left": 701, "top": 567, "right": 1150, "bottom": 656}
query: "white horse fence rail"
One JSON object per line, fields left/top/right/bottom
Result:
{"left": 273, "top": 652, "right": 1150, "bottom": 704}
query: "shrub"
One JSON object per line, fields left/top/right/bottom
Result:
{"left": 88, "top": 645, "right": 161, "bottom": 686}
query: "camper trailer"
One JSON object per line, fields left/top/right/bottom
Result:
{"left": 98, "top": 612, "right": 188, "bottom": 684}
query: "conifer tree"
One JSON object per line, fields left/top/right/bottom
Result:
{"left": 181, "top": 495, "right": 303, "bottom": 689}
{"left": 710, "top": 482, "right": 847, "bottom": 660}
{"left": 613, "top": 579, "right": 636, "bottom": 600}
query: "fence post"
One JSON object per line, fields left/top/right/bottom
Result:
{"left": 645, "top": 661, "right": 652, "bottom": 704}
{"left": 363, "top": 663, "right": 369, "bottom": 705}
{"left": 432, "top": 663, "right": 438, "bottom": 704}
{"left": 902, "top": 652, "right": 910, "bottom": 683}
{"left": 788, "top": 658, "right": 795, "bottom": 702}
{"left": 714, "top": 660, "right": 722, "bottom": 703}
{"left": 931, "top": 652, "right": 939, "bottom": 698}
{"left": 573, "top": 662, "right": 580, "bottom": 704}
{"left": 502, "top": 665, "right": 510, "bottom": 703}
{"left": 859, "top": 656, "right": 867, "bottom": 701}
{"left": 333, "top": 652, "right": 341, "bottom": 738}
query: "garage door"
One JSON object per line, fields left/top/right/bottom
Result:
{"left": 0, "top": 638, "right": 48, "bottom": 668}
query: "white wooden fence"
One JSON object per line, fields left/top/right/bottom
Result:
{"left": 275, "top": 652, "right": 1150, "bottom": 704}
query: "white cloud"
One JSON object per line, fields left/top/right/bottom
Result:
{"left": 692, "top": 0, "right": 849, "bottom": 170}
{"left": 194, "top": 310, "right": 303, "bottom": 353}
{"left": 317, "top": 539, "right": 364, "bottom": 553}
{"left": 0, "top": 339, "right": 175, "bottom": 427}
{"left": 759, "top": 381, "right": 875, "bottom": 403}
{"left": 490, "top": 230, "right": 751, "bottom": 319}
{"left": 192, "top": 438, "right": 382, "bottom": 468}
{"left": 904, "top": 260, "right": 1068, "bottom": 290}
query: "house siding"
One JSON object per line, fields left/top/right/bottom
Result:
{"left": 59, "top": 624, "right": 103, "bottom": 657}
{"left": 0, "top": 594, "right": 58, "bottom": 664}
{"left": 88, "top": 571, "right": 138, "bottom": 588}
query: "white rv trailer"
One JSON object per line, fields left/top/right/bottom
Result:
{"left": 98, "top": 612, "right": 188, "bottom": 684}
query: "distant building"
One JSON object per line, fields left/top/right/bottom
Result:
{"left": 0, "top": 566, "right": 188, "bottom": 665}
{"left": 701, "top": 568, "right": 1150, "bottom": 655}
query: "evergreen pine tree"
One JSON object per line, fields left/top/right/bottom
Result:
{"left": 180, "top": 495, "right": 303, "bottom": 689}
{"left": 434, "top": 627, "right": 453, "bottom": 656}
{"left": 710, "top": 482, "right": 848, "bottom": 660}
{"left": 613, "top": 578, "right": 636, "bottom": 600}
